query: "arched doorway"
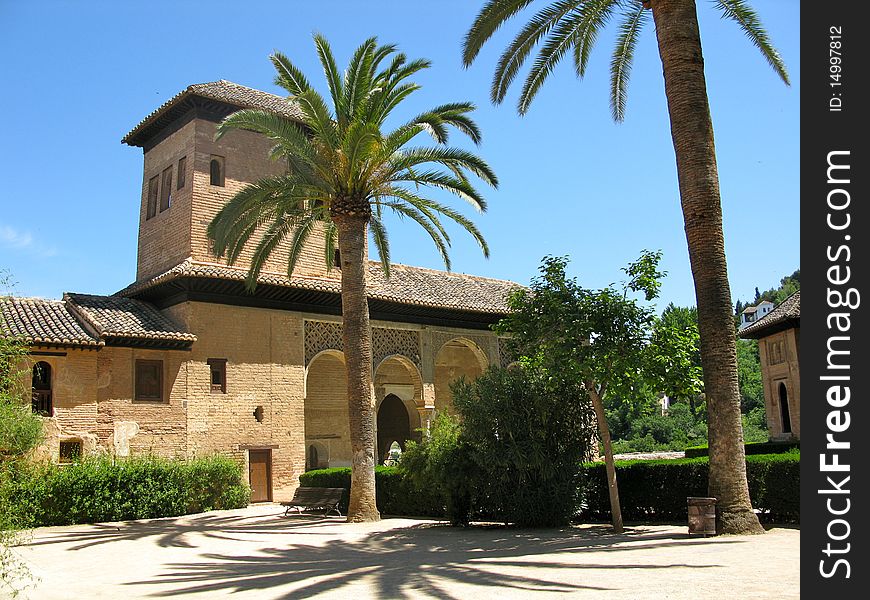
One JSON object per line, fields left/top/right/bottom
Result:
{"left": 778, "top": 382, "right": 792, "bottom": 434}
{"left": 304, "top": 351, "right": 351, "bottom": 467}
{"left": 32, "top": 361, "right": 52, "bottom": 416}
{"left": 377, "top": 394, "right": 411, "bottom": 464}
{"left": 434, "top": 338, "right": 487, "bottom": 413}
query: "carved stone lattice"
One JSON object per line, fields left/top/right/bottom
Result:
{"left": 498, "top": 337, "right": 516, "bottom": 369}
{"left": 430, "top": 331, "right": 493, "bottom": 368}
{"left": 373, "top": 328, "right": 421, "bottom": 372}
{"left": 304, "top": 321, "right": 342, "bottom": 366}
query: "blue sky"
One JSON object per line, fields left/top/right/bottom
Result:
{"left": 0, "top": 1, "right": 798, "bottom": 310}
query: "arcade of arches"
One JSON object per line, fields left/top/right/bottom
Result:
{"left": 304, "top": 335, "right": 489, "bottom": 469}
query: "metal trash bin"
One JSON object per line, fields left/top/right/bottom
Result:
{"left": 687, "top": 497, "right": 717, "bottom": 535}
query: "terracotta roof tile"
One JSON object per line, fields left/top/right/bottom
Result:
{"left": 122, "top": 80, "right": 304, "bottom": 146}
{"left": 1, "top": 297, "right": 102, "bottom": 348}
{"left": 117, "top": 259, "right": 520, "bottom": 315}
{"left": 64, "top": 293, "right": 197, "bottom": 344}
{"left": 739, "top": 291, "right": 800, "bottom": 339}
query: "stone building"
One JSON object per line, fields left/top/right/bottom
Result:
{"left": 739, "top": 291, "right": 800, "bottom": 440}
{"left": 1, "top": 80, "right": 519, "bottom": 502}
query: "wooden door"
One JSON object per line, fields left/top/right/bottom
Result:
{"left": 248, "top": 450, "right": 272, "bottom": 503}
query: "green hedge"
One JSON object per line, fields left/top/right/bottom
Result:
{"left": 1, "top": 455, "right": 250, "bottom": 528}
{"left": 304, "top": 453, "right": 799, "bottom": 524}
{"left": 684, "top": 440, "right": 800, "bottom": 458}
{"left": 580, "top": 452, "right": 799, "bottom": 523}
{"left": 299, "top": 466, "right": 445, "bottom": 517}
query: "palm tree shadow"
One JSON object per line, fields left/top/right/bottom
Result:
{"left": 129, "top": 522, "right": 739, "bottom": 599}
{"left": 22, "top": 510, "right": 341, "bottom": 551}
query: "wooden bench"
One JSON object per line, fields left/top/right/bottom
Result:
{"left": 281, "top": 487, "right": 345, "bottom": 517}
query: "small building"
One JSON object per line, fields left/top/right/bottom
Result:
{"left": 1, "top": 80, "right": 520, "bottom": 502}
{"left": 739, "top": 292, "right": 800, "bottom": 440}
{"left": 738, "top": 300, "right": 775, "bottom": 330}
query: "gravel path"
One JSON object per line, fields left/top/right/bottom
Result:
{"left": 11, "top": 504, "right": 798, "bottom": 599}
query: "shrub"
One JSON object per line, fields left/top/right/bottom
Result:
{"left": 684, "top": 440, "right": 800, "bottom": 459}
{"left": 399, "top": 413, "right": 477, "bottom": 524}
{"left": 0, "top": 455, "right": 250, "bottom": 528}
{"left": 453, "top": 366, "right": 596, "bottom": 526}
{"left": 579, "top": 452, "right": 799, "bottom": 523}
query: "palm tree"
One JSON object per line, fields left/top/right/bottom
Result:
{"left": 208, "top": 36, "right": 497, "bottom": 522}
{"left": 463, "top": 0, "right": 788, "bottom": 534}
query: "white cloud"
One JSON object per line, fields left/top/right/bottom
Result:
{"left": 0, "top": 224, "right": 57, "bottom": 257}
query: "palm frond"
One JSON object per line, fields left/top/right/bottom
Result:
{"left": 244, "top": 215, "right": 297, "bottom": 291}
{"left": 344, "top": 37, "right": 380, "bottom": 118}
{"left": 463, "top": 0, "right": 538, "bottom": 67}
{"left": 379, "top": 200, "right": 452, "bottom": 270}
{"left": 491, "top": 0, "right": 580, "bottom": 104}
{"left": 323, "top": 220, "right": 338, "bottom": 273}
{"left": 714, "top": 0, "right": 790, "bottom": 85}
{"left": 285, "top": 213, "right": 320, "bottom": 280}
{"left": 391, "top": 170, "right": 488, "bottom": 212}
{"left": 368, "top": 214, "right": 391, "bottom": 276}
{"left": 571, "top": 0, "right": 616, "bottom": 81}
{"left": 519, "top": 1, "right": 615, "bottom": 115}
{"left": 390, "top": 147, "right": 498, "bottom": 188}
{"left": 610, "top": 4, "right": 648, "bottom": 122}
{"left": 294, "top": 89, "right": 339, "bottom": 149}
{"left": 271, "top": 51, "right": 312, "bottom": 95}
{"left": 426, "top": 102, "right": 483, "bottom": 144}
{"left": 313, "top": 33, "right": 346, "bottom": 123}
{"left": 387, "top": 189, "right": 490, "bottom": 259}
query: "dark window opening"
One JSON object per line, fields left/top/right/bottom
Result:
{"left": 160, "top": 166, "right": 173, "bottom": 212}
{"left": 209, "top": 156, "right": 225, "bottom": 187}
{"left": 306, "top": 445, "right": 319, "bottom": 471}
{"left": 207, "top": 358, "right": 227, "bottom": 394}
{"left": 176, "top": 156, "right": 187, "bottom": 189}
{"left": 146, "top": 175, "right": 159, "bottom": 219}
{"left": 253, "top": 406, "right": 264, "bottom": 423}
{"left": 32, "top": 361, "right": 52, "bottom": 416}
{"left": 59, "top": 440, "right": 82, "bottom": 463}
{"left": 778, "top": 382, "right": 792, "bottom": 434}
{"left": 135, "top": 359, "right": 163, "bottom": 402}
{"left": 333, "top": 248, "right": 341, "bottom": 268}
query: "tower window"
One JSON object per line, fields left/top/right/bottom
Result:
{"left": 209, "top": 156, "right": 225, "bottom": 187}
{"left": 177, "top": 156, "right": 186, "bottom": 189}
{"left": 333, "top": 248, "right": 341, "bottom": 268}
{"left": 207, "top": 358, "right": 227, "bottom": 394}
{"left": 160, "top": 166, "right": 173, "bottom": 212}
{"left": 147, "top": 176, "right": 159, "bottom": 220}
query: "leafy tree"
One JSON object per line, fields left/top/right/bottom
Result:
{"left": 1, "top": 275, "right": 44, "bottom": 597}
{"left": 736, "top": 339, "right": 763, "bottom": 413}
{"left": 462, "top": 0, "right": 789, "bottom": 534}
{"left": 647, "top": 303, "right": 703, "bottom": 416}
{"left": 495, "top": 251, "right": 665, "bottom": 532}
{"left": 207, "top": 37, "right": 496, "bottom": 522}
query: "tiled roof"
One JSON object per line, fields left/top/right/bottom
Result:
{"left": 64, "top": 294, "right": 197, "bottom": 344}
{"left": 1, "top": 294, "right": 196, "bottom": 349}
{"left": 739, "top": 291, "right": 800, "bottom": 339}
{"left": 1, "top": 297, "right": 102, "bottom": 348}
{"left": 117, "top": 259, "right": 520, "bottom": 315}
{"left": 122, "top": 80, "right": 304, "bottom": 146}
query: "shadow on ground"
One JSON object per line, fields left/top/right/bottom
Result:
{"left": 26, "top": 510, "right": 745, "bottom": 599}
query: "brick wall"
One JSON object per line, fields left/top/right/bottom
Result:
{"left": 137, "top": 120, "right": 195, "bottom": 280}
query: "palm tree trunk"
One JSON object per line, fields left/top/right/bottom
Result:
{"left": 650, "top": 0, "right": 763, "bottom": 534}
{"left": 335, "top": 215, "right": 380, "bottom": 523}
{"left": 587, "top": 384, "right": 623, "bottom": 533}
